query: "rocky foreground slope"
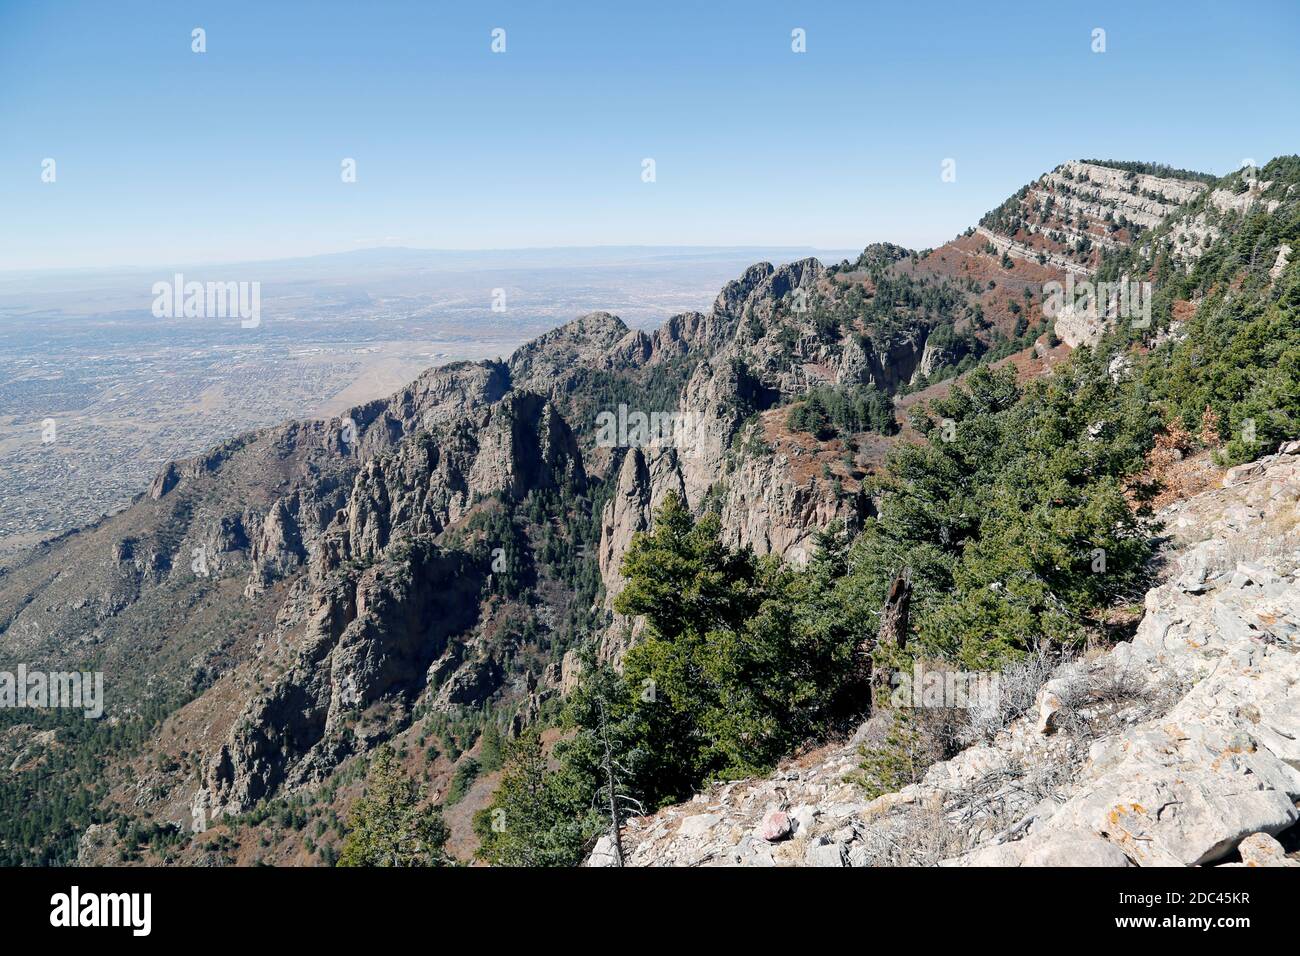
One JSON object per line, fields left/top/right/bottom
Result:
{"left": 591, "top": 446, "right": 1300, "bottom": 867}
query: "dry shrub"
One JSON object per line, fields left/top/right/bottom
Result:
{"left": 960, "top": 646, "right": 1057, "bottom": 746}
{"left": 1198, "top": 404, "right": 1222, "bottom": 449}
{"left": 1128, "top": 415, "right": 1226, "bottom": 510}
{"left": 854, "top": 650, "right": 1196, "bottom": 864}
{"left": 1050, "top": 657, "right": 1184, "bottom": 738}
{"left": 854, "top": 793, "right": 971, "bottom": 866}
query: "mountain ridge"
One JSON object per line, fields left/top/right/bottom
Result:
{"left": 7, "top": 155, "right": 1298, "bottom": 866}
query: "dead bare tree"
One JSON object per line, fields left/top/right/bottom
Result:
{"left": 879, "top": 567, "right": 912, "bottom": 651}
{"left": 869, "top": 567, "right": 912, "bottom": 694}
{"left": 594, "top": 697, "right": 644, "bottom": 867}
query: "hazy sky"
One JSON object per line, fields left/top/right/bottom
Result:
{"left": 2, "top": 0, "right": 1297, "bottom": 271}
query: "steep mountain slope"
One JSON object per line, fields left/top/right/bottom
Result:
{"left": 581, "top": 155, "right": 1300, "bottom": 868}
{"left": 980, "top": 160, "right": 1212, "bottom": 275}
{"left": 3, "top": 156, "right": 1293, "bottom": 866}
{"left": 589, "top": 445, "right": 1300, "bottom": 867}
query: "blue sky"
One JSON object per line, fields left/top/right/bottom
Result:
{"left": 2, "top": 0, "right": 1297, "bottom": 270}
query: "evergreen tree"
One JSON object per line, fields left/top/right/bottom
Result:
{"left": 477, "top": 721, "right": 505, "bottom": 772}
{"left": 338, "top": 745, "right": 448, "bottom": 867}
{"left": 473, "top": 729, "right": 600, "bottom": 867}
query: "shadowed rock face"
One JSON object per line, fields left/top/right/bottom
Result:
{"left": 332, "top": 390, "right": 586, "bottom": 568}
{"left": 0, "top": 360, "right": 511, "bottom": 676}
{"left": 200, "top": 387, "right": 591, "bottom": 813}
{"left": 205, "top": 543, "right": 484, "bottom": 814}
{"left": 0, "top": 352, "right": 578, "bottom": 822}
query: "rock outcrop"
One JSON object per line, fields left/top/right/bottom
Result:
{"left": 203, "top": 541, "right": 484, "bottom": 815}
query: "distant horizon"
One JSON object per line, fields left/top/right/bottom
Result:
{"left": 0, "top": 242, "right": 865, "bottom": 280}
{"left": 5, "top": 0, "right": 1297, "bottom": 271}
{"left": 0, "top": 146, "right": 1262, "bottom": 279}
{"left": 0, "top": 150, "right": 1272, "bottom": 277}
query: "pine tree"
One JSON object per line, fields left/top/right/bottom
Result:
{"left": 477, "top": 721, "right": 505, "bottom": 771}
{"left": 473, "top": 729, "right": 600, "bottom": 867}
{"left": 338, "top": 745, "right": 448, "bottom": 867}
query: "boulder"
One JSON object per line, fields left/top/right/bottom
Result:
{"left": 586, "top": 834, "right": 619, "bottom": 867}
{"left": 804, "top": 837, "right": 848, "bottom": 867}
{"left": 790, "top": 805, "right": 817, "bottom": 835}
{"left": 1034, "top": 682, "right": 1066, "bottom": 735}
{"left": 760, "top": 810, "right": 792, "bottom": 842}
{"left": 1236, "top": 831, "right": 1299, "bottom": 868}
{"left": 1021, "top": 833, "right": 1132, "bottom": 867}
{"left": 677, "top": 813, "right": 720, "bottom": 839}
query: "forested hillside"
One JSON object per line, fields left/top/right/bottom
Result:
{"left": 480, "top": 156, "right": 1300, "bottom": 866}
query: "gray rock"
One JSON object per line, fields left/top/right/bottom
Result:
{"left": 804, "top": 837, "right": 848, "bottom": 867}
{"left": 790, "top": 805, "right": 817, "bottom": 835}
{"left": 677, "top": 813, "right": 721, "bottom": 839}
{"left": 587, "top": 835, "right": 619, "bottom": 867}
{"left": 1235, "top": 831, "right": 1299, "bottom": 867}
{"left": 1021, "top": 833, "right": 1132, "bottom": 867}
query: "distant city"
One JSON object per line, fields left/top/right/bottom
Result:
{"left": 0, "top": 245, "right": 853, "bottom": 562}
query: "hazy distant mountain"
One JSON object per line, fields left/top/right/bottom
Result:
{"left": 0, "top": 245, "right": 859, "bottom": 326}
